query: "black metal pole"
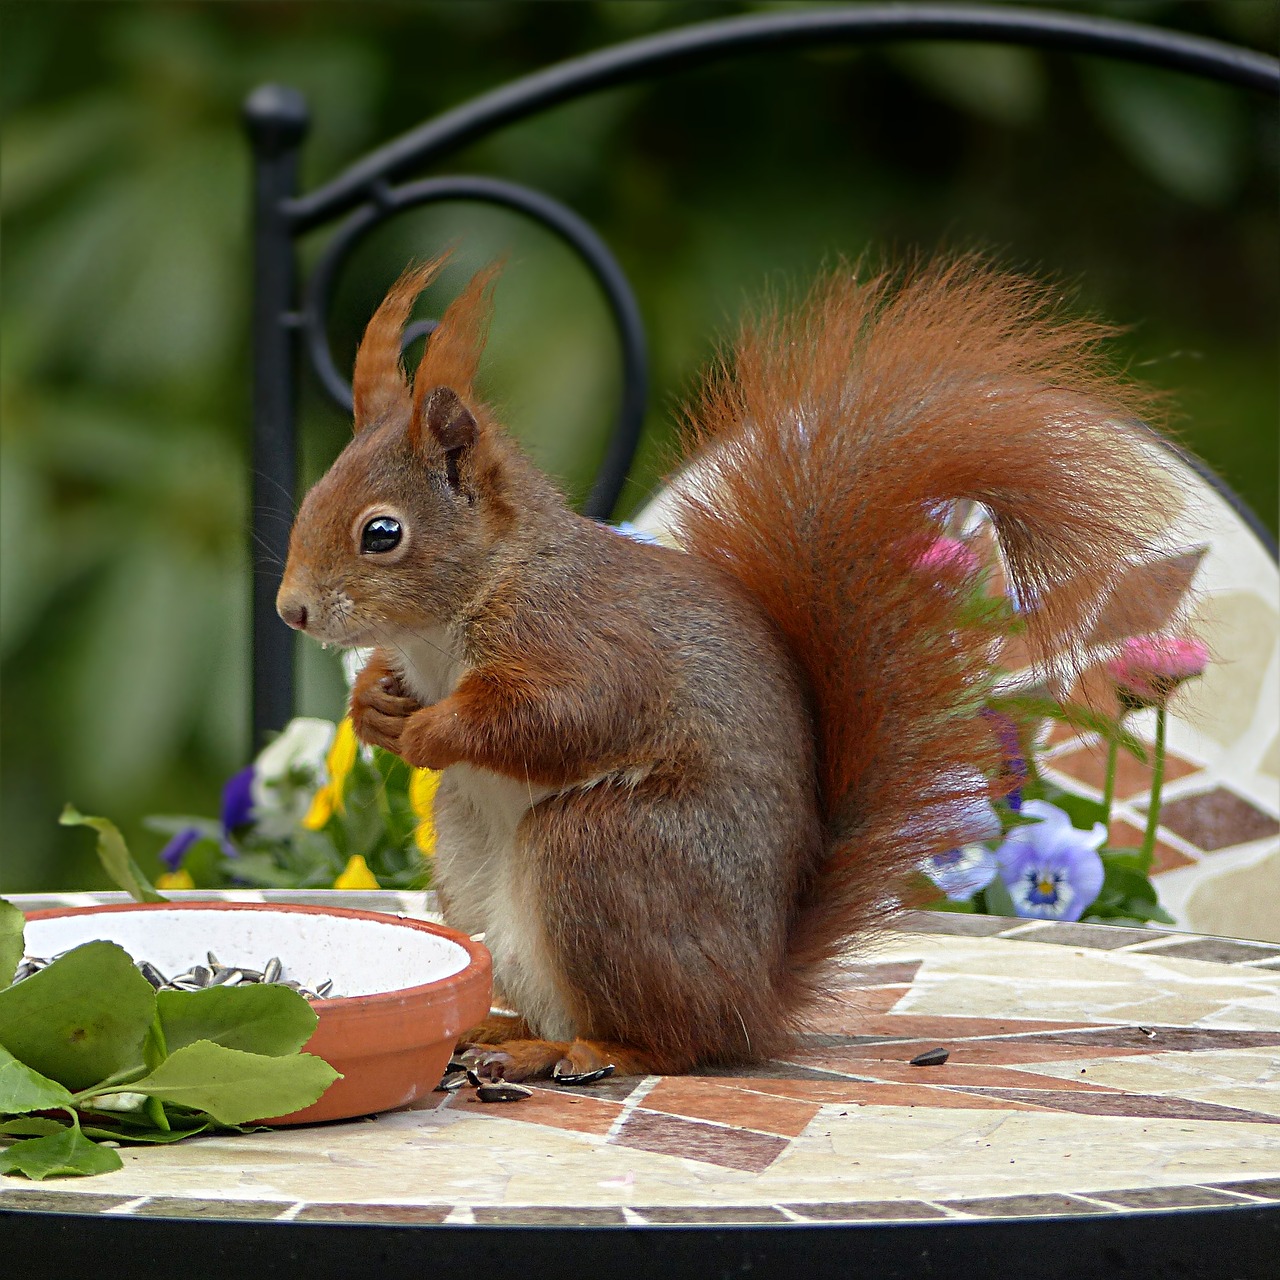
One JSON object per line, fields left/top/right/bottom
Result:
{"left": 244, "top": 85, "right": 309, "bottom": 748}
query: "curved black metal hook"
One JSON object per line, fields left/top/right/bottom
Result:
{"left": 284, "top": 4, "right": 1280, "bottom": 234}
{"left": 298, "top": 174, "right": 648, "bottom": 519}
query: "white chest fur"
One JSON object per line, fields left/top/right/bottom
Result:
{"left": 385, "top": 631, "right": 574, "bottom": 1042}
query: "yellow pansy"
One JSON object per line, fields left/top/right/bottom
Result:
{"left": 156, "top": 869, "right": 195, "bottom": 890}
{"left": 409, "top": 768, "right": 441, "bottom": 855}
{"left": 301, "top": 719, "right": 359, "bottom": 831}
{"left": 302, "top": 784, "right": 336, "bottom": 831}
{"left": 333, "top": 853, "right": 380, "bottom": 890}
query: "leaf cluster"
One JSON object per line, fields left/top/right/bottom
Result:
{"left": 0, "top": 898, "right": 339, "bottom": 1180}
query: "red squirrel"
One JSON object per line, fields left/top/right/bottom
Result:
{"left": 277, "top": 255, "right": 1173, "bottom": 1080}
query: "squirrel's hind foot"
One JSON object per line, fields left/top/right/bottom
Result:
{"left": 457, "top": 1037, "right": 662, "bottom": 1082}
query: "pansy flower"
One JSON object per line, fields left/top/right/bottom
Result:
{"left": 302, "top": 718, "right": 359, "bottom": 831}
{"left": 924, "top": 844, "right": 1001, "bottom": 901}
{"left": 996, "top": 799, "right": 1105, "bottom": 922}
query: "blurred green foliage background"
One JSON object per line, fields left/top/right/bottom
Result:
{"left": 2, "top": 1, "right": 1276, "bottom": 891}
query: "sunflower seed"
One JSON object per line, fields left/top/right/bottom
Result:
{"left": 137, "top": 961, "right": 167, "bottom": 989}
{"left": 476, "top": 1082, "right": 532, "bottom": 1103}
{"left": 909, "top": 1047, "right": 950, "bottom": 1067}
{"left": 263, "top": 957, "right": 282, "bottom": 984}
{"left": 436, "top": 1070, "right": 470, "bottom": 1093}
{"left": 552, "top": 1063, "right": 615, "bottom": 1086}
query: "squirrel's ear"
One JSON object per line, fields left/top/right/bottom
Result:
{"left": 412, "top": 261, "right": 501, "bottom": 400}
{"left": 421, "top": 385, "right": 477, "bottom": 453}
{"left": 351, "top": 257, "right": 448, "bottom": 434}
{"left": 417, "top": 385, "right": 477, "bottom": 491}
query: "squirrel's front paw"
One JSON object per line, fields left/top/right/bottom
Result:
{"left": 351, "top": 664, "right": 421, "bottom": 754}
{"left": 396, "top": 703, "right": 466, "bottom": 772}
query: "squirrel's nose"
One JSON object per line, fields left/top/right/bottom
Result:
{"left": 277, "top": 593, "right": 309, "bottom": 632}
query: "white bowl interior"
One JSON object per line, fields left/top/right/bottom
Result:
{"left": 23, "top": 908, "right": 470, "bottom": 998}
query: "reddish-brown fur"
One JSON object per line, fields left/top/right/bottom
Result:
{"left": 279, "top": 256, "right": 1176, "bottom": 1080}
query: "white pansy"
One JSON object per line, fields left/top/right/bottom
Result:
{"left": 342, "top": 647, "right": 374, "bottom": 690}
{"left": 251, "top": 717, "right": 337, "bottom": 833}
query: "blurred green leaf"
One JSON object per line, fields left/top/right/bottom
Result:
{"left": 894, "top": 43, "right": 1044, "bottom": 126}
{"left": 1084, "top": 63, "right": 1245, "bottom": 205}
{"left": 59, "top": 806, "right": 166, "bottom": 903}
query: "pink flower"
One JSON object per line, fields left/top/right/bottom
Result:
{"left": 914, "top": 537, "right": 980, "bottom": 579}
{"left": 1106, "top": 635, "right": 1209, "bottom": 709}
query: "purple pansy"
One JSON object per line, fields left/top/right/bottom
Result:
{"left": 221, "top": 765, "right": 255, "bottom": 831}
{"left": 982, "top": 709, "right": 1026, "bottom": 813}
{"left": 159, "top": 827, "right": 201, "bottom": 871}
{"left": 924, "top": 845, "right": 1001, "bottom": 901}
{"left": 995, "top": 799, "right": 1106, "bottom": 922}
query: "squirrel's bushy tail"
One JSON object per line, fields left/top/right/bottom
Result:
{"left": 673, "top": 257, "right": 1176, "bottom": 990}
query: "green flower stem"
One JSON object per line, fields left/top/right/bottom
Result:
{"left": 1101, "top": 734, "right": 1119, "bottom": 825}
{"left": 1139, "top": 702, "right": 1168, "bottom": 871}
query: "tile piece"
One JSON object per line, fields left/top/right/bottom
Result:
{"left": 449, "top": 1087, "right": 622, "bottom": 1136}
{"left": 1085, "top": 547, "right": 1206, "bottom": 647}
{"left": 132, "top": 1197, "right": 290, "bottom": 1219}
{"left": 940, "top": 1193, "right": 1108, "bottom": 1217}
{"left": 893, "top": 912, "right": 1013, "bottom": 936}
{"left": 1008, "top": 922, "right": 1163, "bottom": 950}
{"left": 1205, "top": 1178, "right": 1280, "bottom": 1200}
{"left": 946, "top": 1087, "right": 1280, "bottom": 1124}
{"left": 1089, "top": 1186, "right": 1252, "bottom": 1210}
{"left": 1049, "top": 743, "right": 1199, "bottom": 800}
{"left": 640, "top": 1077, "right": 821, "bottom": 1138}
{"left": 1107, "top": 819, "right": 1196, "bottom": 874}
{"left": 815, "top": 1058, "right": 1117, "bottom": 1092}
{"left": 0, "top": 1190, "right": 137, "bottom": 1215}
{"left": 785, "top": 1200, "right": 948, "bottom": 1221}
{"left": 611, "top": 1110, "right": 789, "bottom": 1173}
{"left": 635, "top": 1205, "right": 789, "bottom": 1224}
{"left": 1029, "top": 1026, "right": 1280, "bottom": 1051}
{"left": 472, "top": 1206, "right": 627, "bottom": 1225}
{"left": 293, "top": 1203, "right": 452, "bottom": 1224}
{"left": 1146, "top": 937, "right": 1280, "bottom": 965}
{"left": 1154, "top": 788, "right": 1280, "bottom": 851}
{"left": 836, "top": 961, "right": 923, "bottom": 987}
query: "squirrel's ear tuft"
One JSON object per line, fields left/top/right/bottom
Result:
{"left": 351, "top": 256, "right": 448, "bottom": 434}
{"left": 411, "top": 261, "right": 501, "bottom": 402}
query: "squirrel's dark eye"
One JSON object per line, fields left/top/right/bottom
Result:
{"left": 360, "top": 516, "right": 402, "bottom": 554}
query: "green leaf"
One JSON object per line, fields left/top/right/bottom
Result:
{"left": 979, "top": 876, "right": 1018, "bottom": 918}
{"left": 0, "top": 940, "right": 156, "bottom": 1091}
{"left": 157, "top": 983, "right": 318, "bottom": 1058}
{"left": 59, "top": 805, "right": 167, "bottom": 903}
{"left": 80, "top": 1121, "right": 212, "bottom": 1144}
{"left": 125, "top": 1040, "right": 339, "bottom": 1125}
{"left": 0, "top": 898, "right": 23, "bottom": 989}
{"left": 0, "top": 1041, "right": 77, "bottom": 1114}
{"left": 0, "top": 1123, "right": 123, "bottom": 1179}
{"left": 0, "top": 1117, "right": 67, "bottom": 1139}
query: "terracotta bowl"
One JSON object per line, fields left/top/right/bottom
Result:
{"left": 21, "top": 902, "right": 493, "bottom": 1125}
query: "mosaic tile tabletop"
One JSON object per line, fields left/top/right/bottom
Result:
{"left": 4, "top": 892, "right": 1279, "bottom": 1227}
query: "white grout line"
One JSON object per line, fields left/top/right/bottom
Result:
{"left": 603, "top": 1075, "right": 662, "bottom": 1143}
{"left": 106, "top": 1196, "right": 150, "bottom": 1215}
